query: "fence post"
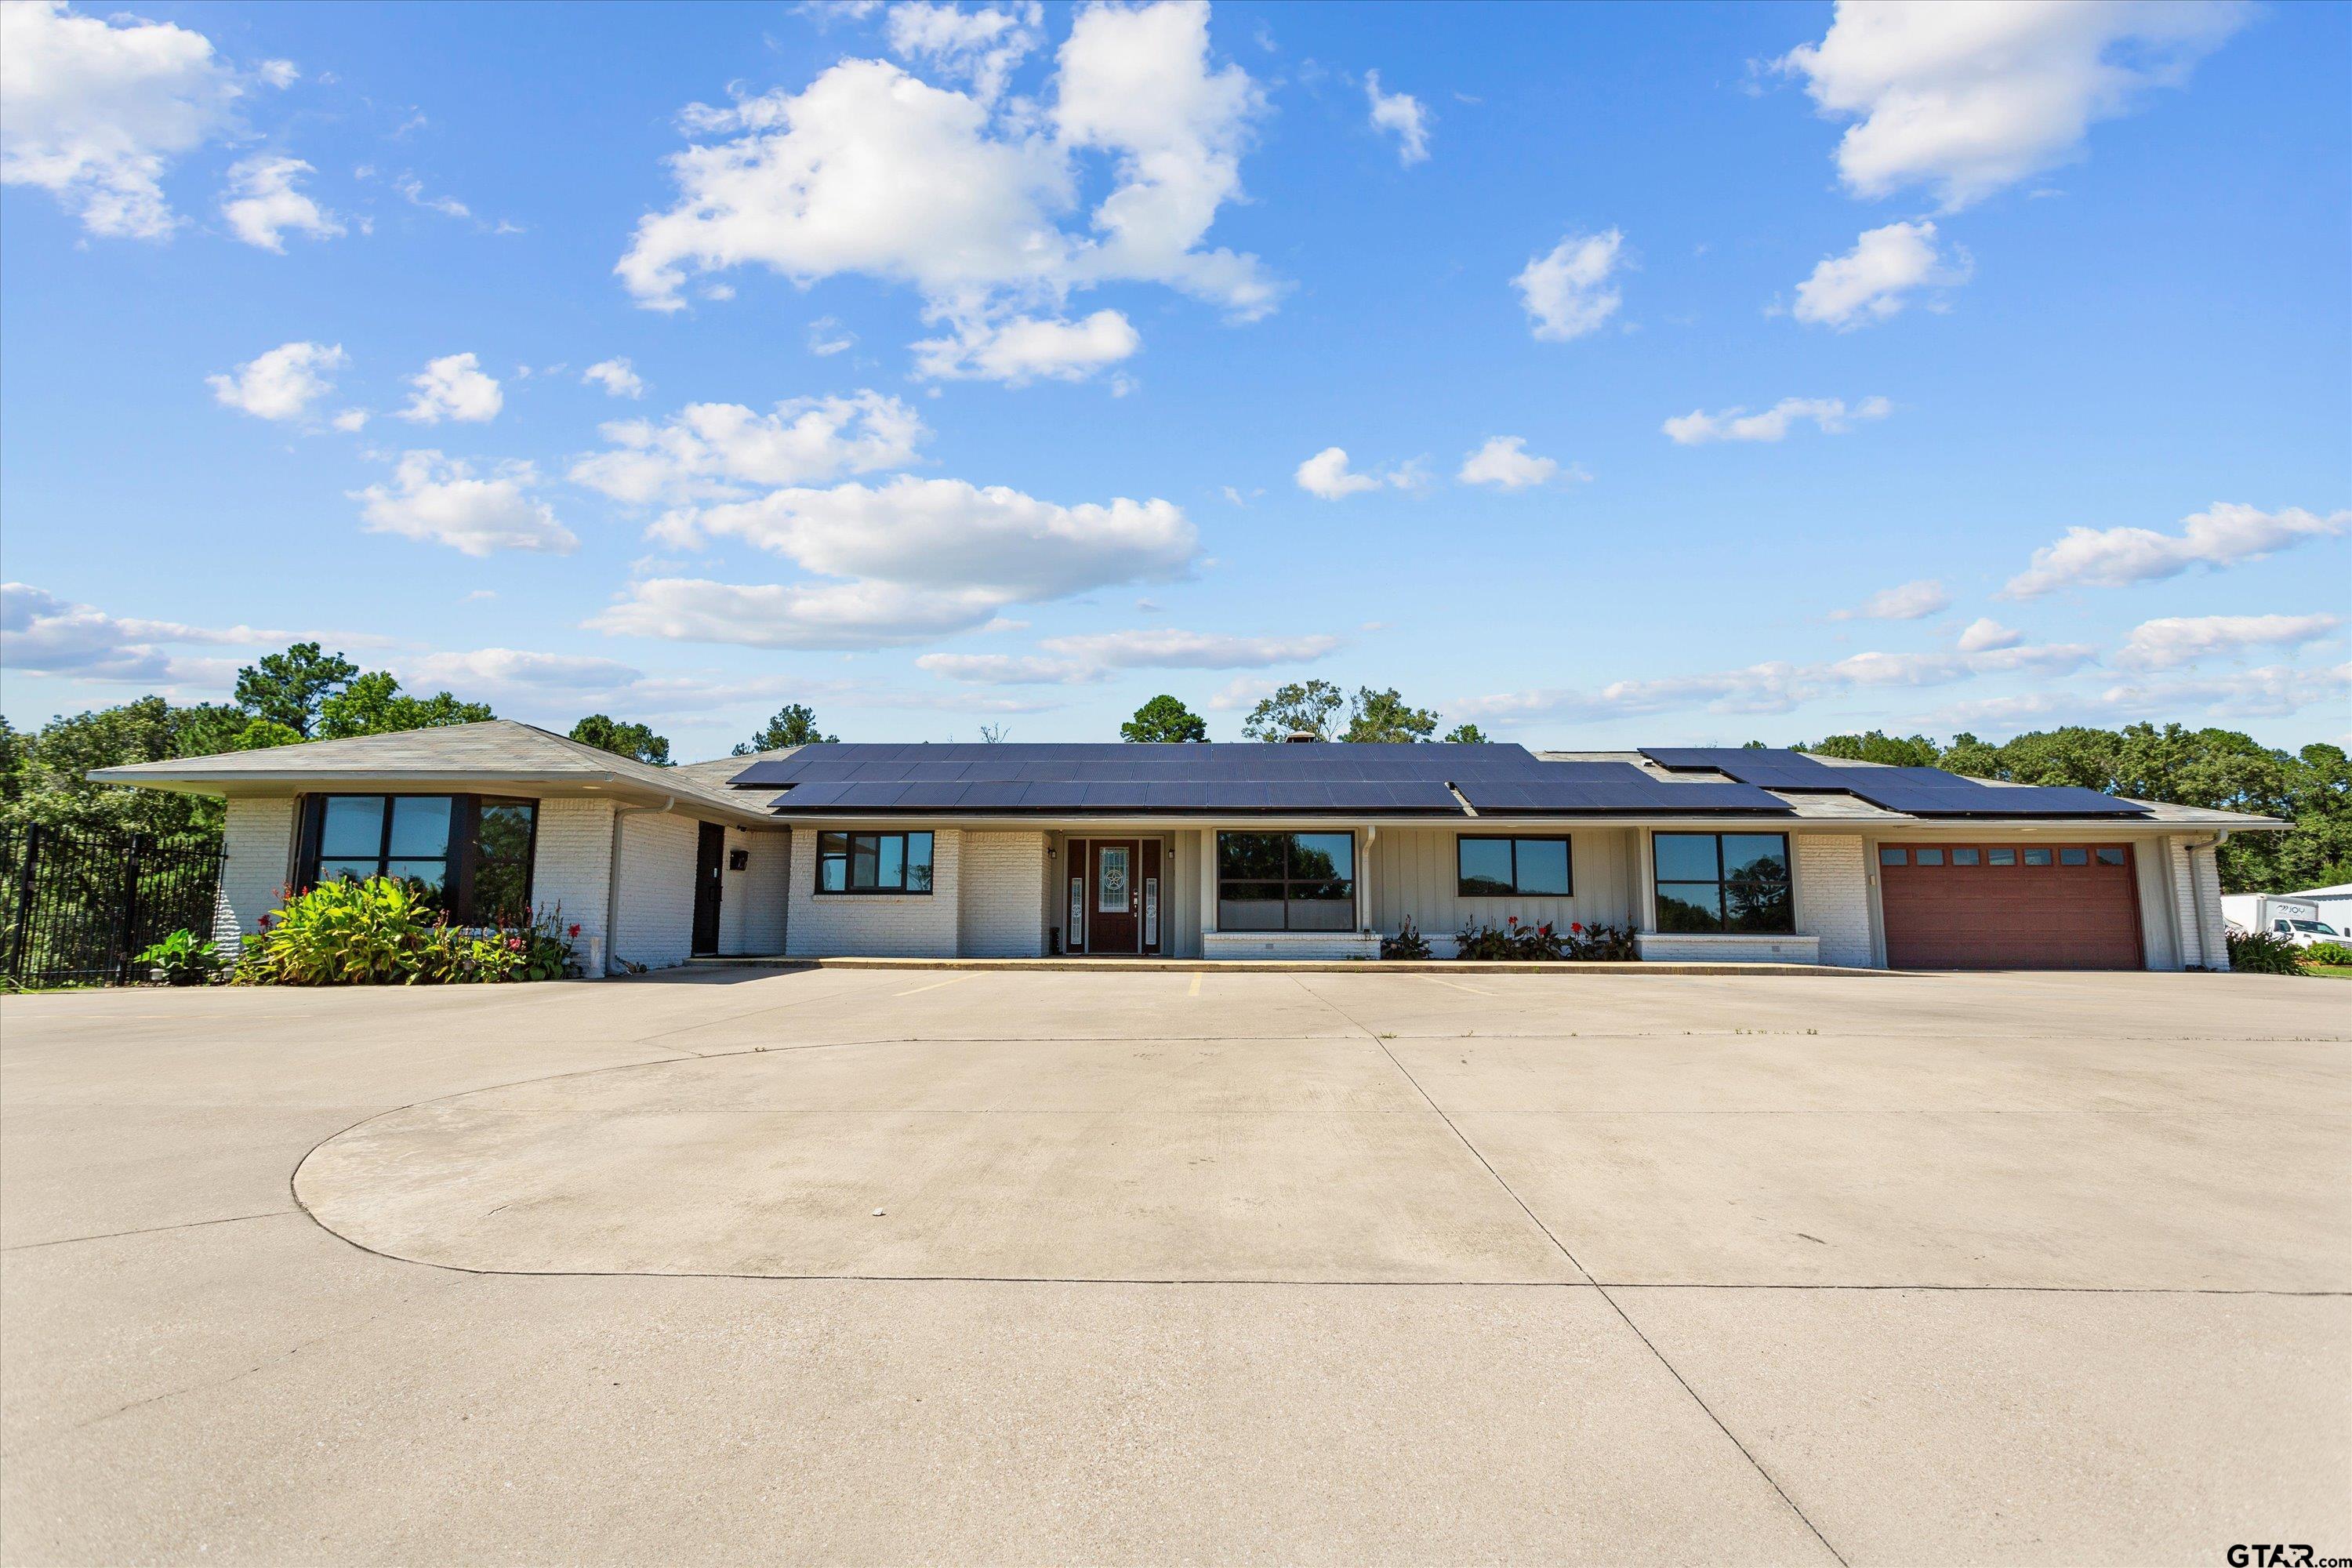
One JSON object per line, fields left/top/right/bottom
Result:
{"left": 7, "top": 826, "right": 40, "bottom": 985}
{"left": 113, "top": 833, "right": 149, "bottom": 985}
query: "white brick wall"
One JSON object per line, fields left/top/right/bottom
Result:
{"left": 2190, "top": 837, "right": 2230, "bottom": 972}
{"left": 1635, "top": 932, "right": 1823, "bottom": 964}
{"left": 212, "top": 796, "right": 296, "bottom": 959}
{"left": 728, "top": 828, "right": 789, "bottom": 955}
{"left": 611, "top": 808, "right": 699, "bottom": 971}
{"left": 528, "top": 797, "right": 615, "bottom": 974}
{"left": 1203, "top": 931, "right": 1380, "bottom": 960}
{"left": 1795, "top": 833, "right": 1874, "bottom": 967}
{"left": 786, "top": 828, "right": 964, "bottom": 956}
{"left": 958, "top": 831, "right": 1047, "bottom": 956}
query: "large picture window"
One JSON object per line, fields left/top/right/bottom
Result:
{"left": 1217, "top": 831, "right": 1355, "bottom": 931}
{"left": 1653, "top": 832, "right": 1792, "bottom": 934}
{"left": 1457, "top": 836, "right": 1573, "bottom": 898}
{"left": 299, "top": 794, "right": 538, "bottom": 924}
{"left": 815, "top": 831, "right": 935, "bottom": 894}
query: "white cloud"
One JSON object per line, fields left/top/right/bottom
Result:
{"left": 1294, "top": 445, "right": 1421, "bottom": 500}
{"left": 2004, "top": 503, "right": 2352, "bottom": 598}
{"left": 1205, "top": 675, "right": 1276, "bottom": 711}
{"left": 583, "top": 358, "right": 646, "bottom": 398}
{"left": 617, "top": 0, "right": 1278, "bottom": 374}
{"left": 1956, "top": 616, "right": 2022, "bottom": 653}
{"left": 391, "top": 172, "right": 469, "bottom": 220}
{"left": 916, "top": 627, "right": 1338, "bottom": 686}
{"left": 1513, "top": 228, "right": 1624, "bottom": 342}
{"left": 911, "top": 307, "right": 1140, "bottom": 383}
{"left": 256, "top": 58, "right": 299, "bottom": 89}
{"left": 2117, "top": 612, "right": 2342, "bottom": 670}
{"left": 808, "top": 316, "right": 855, "bottom": 355}
{"left": 1664, "top": 394, "right": 1892, "bottom": 444}
{"left": 1778, "top": 0, "right": 2247, "bottom": 210}
{"left": 586, "top": 576, "right": 1008, "bottom": 650}
{"left": 397, "top": 351, "right": 503, "bottom": 423}
{"left": 673, "top": 475, "right": 1196, "bottom": 602}
{"left": 0, "top": 581, "right": 267, "bottom": 683}
{"left": 0, "top": 0, "right": 241, "bottom": 240}
{"left": 1457, "top": 436, "right": 1566, "bottom": 490}
{"left": 885, "top": 2, "right": 1041, "bottom": 105}
{"left": 2096, "top": 662, "right": 2350, "bottom": 722}
{"left": 351, "top": 452, "right": 577, "bottom": 557}
{"left": 1365, "top": 70, "right": 1429, "bottom": 165}
{"left": 1791, "top": 220, "right": 1968, "bottom": 329}
{"left": 219, "top": 154, "right": 344, "bottom": 251}
{"left": 401, "top": 647, "right": 653, "bottom": 706}
{"left": 331, "top": 408, "right": 368, "bottom": 433}
{"left": 568, "top": 391, "right": 927, "bottom": 505}
{"left": 1454, "top": 638, "right": 2094, "bottom": 726}
{"left": 205, "top": 340, "right": 347, "bottom": 422}
{"left": 1828, "top": 578, "right": 1950, "bottom": 622}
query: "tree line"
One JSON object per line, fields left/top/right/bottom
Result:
{"left": 3, "top": 642, "right": 2341, "bottom": 894}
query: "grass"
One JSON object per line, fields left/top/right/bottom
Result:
{"left": 2299, "top": 964, "right": 2352, "bottom": 980}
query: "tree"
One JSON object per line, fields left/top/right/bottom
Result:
{"left": 732, "top": 702, "right": 837, "bottom": 755}
{"left": 316, "top": 672, "right": 493, "bottom": 741}
{"left": 233, "top": 642, "right": 358, "bottom": 737}
{"left": 1343, "top": 687, "right": 1439, "bottom": 743}
{"left": 1442, "top": 723, "right": 1490, "bottom": 744}
{"left": 0, "top": 698, "right": 240, "bottom": 835}
{"left": 1122, "top": 695, "right": 1208, "bottom": 742}
{"left": 1796, "top": 730, "right": 1942, "bottom": 768}
{"left": 568, "top": 714, "right": 672, "bottom": 766}
{"left": 1242, "top": 680, "right": 1345, "bottom": 741}
{"left": 978, "top": 722, "right": 1011, "bottom": 744}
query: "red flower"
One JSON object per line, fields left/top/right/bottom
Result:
{"left": 1539, "top": 924, "right": 1552, "bottom": 936}
{"left": 568, "top": 924, "right": 581, "bottom": 939}
{"left": 1570, "top": 922, "right": 1583, "bottom": 934}
{"left": 1507, "top": 914, "right": 1518, "bottom": 925}
{"left": 257, "top": 913, "right": 273, "bottom": 929}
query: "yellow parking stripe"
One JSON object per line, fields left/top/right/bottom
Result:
{"left": 1187, "top": 972, "right": 1203, "bottom": 997}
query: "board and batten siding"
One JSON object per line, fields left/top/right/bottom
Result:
{"left": 1366, "top": 826, "right": 1639, "bottom": 945}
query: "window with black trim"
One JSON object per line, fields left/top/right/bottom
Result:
{"left": 299, "top": 793, "right": 538, "bottom": 924}
{"left": 1653, "top": 832, "right": 1793, "bottom": 935}
{"left": 1216, "top": 831, "right": 1354, "bottom": 931}
{"left": 815, "top": 831, "right": 935, "bottom": 894}
{"left": 1457, "top": 836, "right": 1573, "bottom": 897}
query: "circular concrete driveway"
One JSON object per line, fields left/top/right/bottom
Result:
{"left": 294, "top": 1034, "right": 1588, "bottom": 1283}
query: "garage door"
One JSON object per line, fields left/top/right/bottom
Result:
{"left": 1878, "top": 843, "right": 2143, "bottom": 970}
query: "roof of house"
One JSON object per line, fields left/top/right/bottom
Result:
{"left": 86, "top": 720, "right": 782, "bottom": 826}
{"left": 720, "top": 742, "right": 2288, "bottom": 828}
{"left": 87, "top": 728, "right": 2288, "bottom": 830}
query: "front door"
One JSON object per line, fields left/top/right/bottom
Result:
{"left": 691, "top": 822, "right": 725, "bottom": 955}
{"left": 1087, "top": 838, "right": 1141, "bottom": 953}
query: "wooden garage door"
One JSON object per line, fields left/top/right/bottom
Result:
{"left": 1879, "top": 843, "right": 2143, "bottom": 970}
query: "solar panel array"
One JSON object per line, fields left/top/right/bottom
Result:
{"left": 1638, "top": 747, "right": 2151, "bottom": 818}
{"left": 729, "top": 743, "right": 1794, "bottom": 817}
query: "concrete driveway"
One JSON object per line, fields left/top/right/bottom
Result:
{"left": 2, "top": 968, "right": 2347, "bottom": 1565}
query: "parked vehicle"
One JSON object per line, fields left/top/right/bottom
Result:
{"left": 2220, "top": 894, "right": 2342, "bottom": 949}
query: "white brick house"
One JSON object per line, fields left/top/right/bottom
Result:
{"left": 93, "top": 724, "right": 2278, "bottom": 974}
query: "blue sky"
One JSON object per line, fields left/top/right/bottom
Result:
{"left": 3, "top": 0, "right": 2347, "bottom": 760}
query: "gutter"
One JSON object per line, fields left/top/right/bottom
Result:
{"left": 603, "top": 793, "right": 674, "bottom": 976}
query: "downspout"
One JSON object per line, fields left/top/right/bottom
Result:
{"left": 604, "top": 793, "right": 675, "bottom": 976}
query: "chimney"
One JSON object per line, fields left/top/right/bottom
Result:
{"left": 1283, "top": 730, "right": 1320, "bottom": 743}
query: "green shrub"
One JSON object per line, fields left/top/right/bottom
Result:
{"left": 1566, "top": 921, "right": 1639, "bottom": 961}
{"left": 2226, "top": 928, "right": 2303, "bottom": 975}
{"left": 1380, "top": 916, "right": 1432, "bottom": 960}
{"left": 234, "top": 876, "right": 577, "bottom": 986}
{"left": 2299, "top": 940, "right": 2352, "bottom": 967}
{"left": 1455, "top": 916, "right": 1566, "bottom": 960}
{"left": 135, "top": 927, "right": 223, "bottom": 985}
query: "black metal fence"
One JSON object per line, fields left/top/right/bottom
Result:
{"left": 0, "top": 826, "right": 226, "bottom": 987}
